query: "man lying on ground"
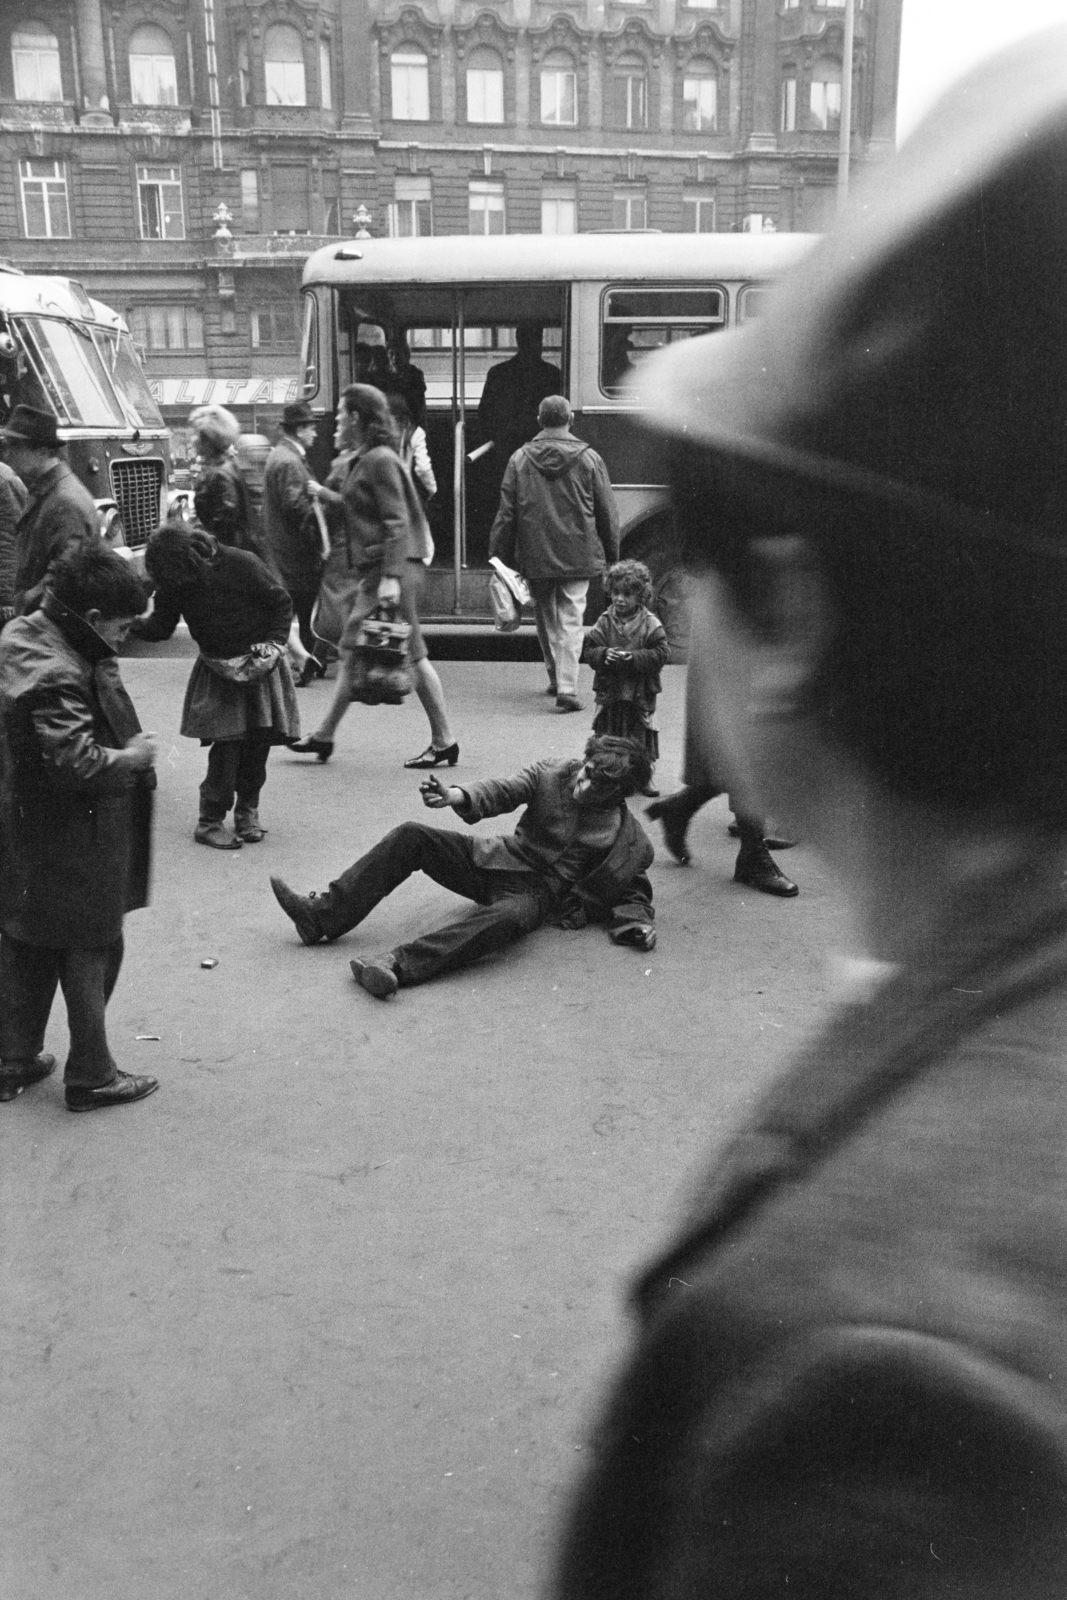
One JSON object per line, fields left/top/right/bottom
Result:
{"left": 269, "top": 734, "right": 657, "bottom": 998}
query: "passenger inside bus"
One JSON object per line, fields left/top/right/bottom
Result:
{"left": 601, "top": 325, "right": 638, "bottom": 394}
{"left": 476, "top": 321, "right": 561, "bottom": 467}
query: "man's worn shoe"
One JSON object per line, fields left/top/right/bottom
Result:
{"left": 555, "top": 695, "right": 583, "bottom": 713}
{"left": 0, "top": 1052, "right": 56, "bottom": 1102}
{"left": 611, "top": 925, "right": 657, "bottom": 952}
{"left": 645, "top": 797, "right": 691, "bottom": 866}
{"left": 195, "top": 822, "right": 242, "bottom": 850}
{"left": 270, "top": 876, "right": 326, "bottom": 945}
{"left": 734, "top": 842, "right": 799, "bottom": 898}
{"left": 65, "top": 1072, "right": 159, "bottom": 1112}
{"left": 350, "top": 957, "right": 399, "bottom": 999}
{"left": 234, "top": 810, "right": 267, "bottom": 843}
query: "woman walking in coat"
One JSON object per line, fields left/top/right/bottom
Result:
{"left": 290, "top": 383, "right": 456, "bottom": 768}
{"left": 0, "top": 541, "right": 159, "bottom": 1111}
{"left": 131, "top": 519, "right": 298, "bottom": 849}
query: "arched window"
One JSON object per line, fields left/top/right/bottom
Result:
{"left": 129, "top": 25, "right": 178, "bottom": 105}
{"left": 780, "top": 70, "right": 797, "bottom": 132}
{"left": 612, "top": 52, "right": 647, "bottom": 131}
{"left": 466, "top": 46, "right": 503, "bottom": 124}
{"left": 810, "top": 56, "right": 841, "bottom": 130}
{"left": 319, "top": 37, "right": 332, "bottom": 110}
{"left": 12, "top": 24, "right": 62, "bottom": 101}
{"left": 391, "top": 48, "right": 429, "bottom": 121}
{"left": 264, "top": 23, "right": 306, "bottom": 107}
{"left": 540, "top": 49, "right": 576, "bottom": 127}
{"left": 681, "top": 57, "right": 717, "bottom": 132}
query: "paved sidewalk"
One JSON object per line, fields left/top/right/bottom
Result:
{"left": 1, "top": 657, "right": 846, "bottom": 1600}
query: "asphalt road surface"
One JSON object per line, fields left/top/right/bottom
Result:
{"left": 2, "top": 656, "right": 849, "bottom": 1600}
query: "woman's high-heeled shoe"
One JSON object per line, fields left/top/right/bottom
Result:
{"left": 295, "top": 657, "right": 326, "bottom": 688}
{"left": 403, "top": 742, "right": 460, "bottom": 770}
{"left": 288, "top": 736, "right": 334, "bottom": 763}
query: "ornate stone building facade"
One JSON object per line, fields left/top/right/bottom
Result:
{"left": 0, "top": 0, "right": 900, "bottom": 435}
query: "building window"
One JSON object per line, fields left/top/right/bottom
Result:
{"left": 810, "top": 59, "right": 842, "bottom": 130}
{"left": 389, "top": 175, "right": 433, "bottom": 237}
{"left": 137, "top": 165, "right": 184, "bottom": 240}
{"left": 264, "top": 23, "right": 306, "bottom": 106}
{"left": 612, "top": 187, "right": 647, "bottom": 230}
{"left": 612, "top": 54, "right": 647, "bottom": 131}
{"left": 128, "top": 24, "right": 178, "bottom": 105}
{"left": 780, "top": 74, "right": 796, "bottom": 132}
{"left": 236, "top": 35, "right": 251, "bottom": 105}
{"left": 272, "top": 164, "right": 310, "bottom": 233}
{"left": 541, "top": 182, "right": 576, "bottom": 235}
{"left": 251, "top": 304, "right": 299, "bottom": 350}
{"left": 391, "top": 49, "right": 429, "bottom": 120}
{"left": 682, "top": 64, "right": 717, "bottom": 132}
{"left": 540, "top": 51, "right": 576, "bottom": 127}
{"left": 319, "top": 37, "right": 333, "bottom": 109}
{"left": 12, "top": 25, "right": 62, "bottom": 101}
{"left": 129, "top": 304, "right": 204, "bottom": 352}
{"left": 322, "top": 169, "right": 340, "bottom": 234}
{"left": 240, "top": 168, "right": 260, "bottom": 231}
{"left": 681, "top": 190, "right": 716, "bottom": 232}
{"left": 466, "top": 46, "right": 504, "bottom": 124}
{"left": 19, "top": 158, "right": 70, "bottom": 238}
{"left": 469, "top": 179, "right": 505, "bottom": 235}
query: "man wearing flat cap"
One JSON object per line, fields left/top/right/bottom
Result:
{"left": 552, "top": 26, "right": 1067, "bottom": 1600}
{"left": 0, "top": 405, "right": 99, "bottom": 613}
{"left": 264, "top": 400, "right": 324, "bottom": 660}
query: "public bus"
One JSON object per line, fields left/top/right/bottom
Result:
{"left": 298, "top": 232, "right": 814, "bottom": 650}
{"left": 0, "top": 266, "right": 171, "bottom": 556}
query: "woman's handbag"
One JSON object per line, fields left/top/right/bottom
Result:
{"left": 349, "top": 603, "right": 412, "bottom": 705}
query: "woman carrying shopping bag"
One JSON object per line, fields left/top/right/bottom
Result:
{"left": 290, "top": 384, "right": 457, "bottom": 768}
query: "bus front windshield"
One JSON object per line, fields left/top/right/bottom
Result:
{"left": 92, "top": 326, "right": 166, "bottom": 429}
{"left": 15, "top": 316, "right": 128, "bottom": 429}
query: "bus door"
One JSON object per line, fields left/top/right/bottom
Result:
{"left": 332, "top": 281, "right": 566, "bottom": 609}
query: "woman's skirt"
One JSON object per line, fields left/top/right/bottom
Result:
{"left": 592, "top": 699, "right": 659, "bottom": 761}
{"left": 180, "top": 656, "right": 300, "bottom": 745}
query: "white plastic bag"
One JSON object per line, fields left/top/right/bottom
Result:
{"left": 489, "top": 571, "right": 521, "bottom": 632}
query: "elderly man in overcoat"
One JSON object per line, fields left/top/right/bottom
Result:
{"left": 263, "top": 399, "right": 323, "bottom": 661}
{"left": 0, "top": 540, "right": 159, "bottom": 1110}
{"left": 0, "top": 405, "right": 99, "bottom": 613}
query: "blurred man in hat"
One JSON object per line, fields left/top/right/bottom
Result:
{"left": 551, "top": 27, "right": 1067, "bottom": 1600}
{"left": 0, "top": 405, "right": 99, "bottom": 614}
{"left": 264, "top": 399, "right": 326, "bottom": 678}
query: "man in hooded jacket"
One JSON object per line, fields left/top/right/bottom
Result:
{"left": 489, "top": 395, "right": 618, "bottom": 712}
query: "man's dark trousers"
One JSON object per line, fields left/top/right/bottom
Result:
{"left": 315, "top": 822, "right": 554, "bottom": 985}
{"left": 0, "top": 932, "right": 123, "bottom": 1087}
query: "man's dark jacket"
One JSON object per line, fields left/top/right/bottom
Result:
{"left": 488, "top": 433, "right": 619, "bottom": 582}
{"left": 14, "top": 460, "right": 98, "bottom": 612}
{"left": 455, "top": 758, "right": 653, "bottom": 935}
{"left": 0, "top": 594, "right": 153, "bottom": 947}
{"left": 263, "top": 434, "right": 320, "bottom": 593}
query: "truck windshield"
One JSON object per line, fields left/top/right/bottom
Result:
{"left": 92, "top": 326, "right": 166, "bottom": 428}
{"left": 15, "top": 316, "right": 127, "bottom": 428}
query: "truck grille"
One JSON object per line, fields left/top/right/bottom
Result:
{"left": 109, "top": 458, "right": 164, "bottom": 549}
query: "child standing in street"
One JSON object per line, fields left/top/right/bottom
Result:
{"left": 583, "top": 559, "right": 669, "bottom": 796}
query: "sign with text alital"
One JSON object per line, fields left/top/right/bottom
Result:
{"left": 148, "top": 377, "right": 301, "bottom": 407}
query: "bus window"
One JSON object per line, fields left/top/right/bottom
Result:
{"left": 91, "top": 326, "right": 166, "bottom": 428}
{"left": 737, "top": 285, "right": 768, "bottom": 322}
{"left": 600, "top": 285, "right": 726, "bottom": 396}
{"left": 300, "top": 292, "right": 319, "bottom": 400}
{"left": 18, "top": 316, "right": 126, "bottom": 427}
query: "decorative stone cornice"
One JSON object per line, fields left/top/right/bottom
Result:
{"left": 374, "top": 7, "right": 445, "bottom": 60}
{"left": 452, "top": 12, "right": 520, "bottom": 64}
{"left": 673, "top": 18, "right": 736, "bottom": 67}
{"left": 601, "top": 16, "right": 665, "bottom": 68}
{"left": 526, "top": 14, "right": 594, "bottom": 66}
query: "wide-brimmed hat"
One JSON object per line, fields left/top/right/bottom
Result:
{"left": 282, "top": 400, "right": 315, "bottom": 429}
{"left": 0, "top": 405, "right": 59, "bottom": 450}
{"left": 640, "top": 25, "right": 1067, "bottom": 557}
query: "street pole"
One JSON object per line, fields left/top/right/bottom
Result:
{"left": 836, "top": 0, "right": 855, "bottom": 211}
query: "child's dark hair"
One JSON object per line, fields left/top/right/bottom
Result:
{"left": 606, "top": 559, "right": 653, "bottom": 607}
{"left": 49, "top": 539, "right": 149, "bottom": 619}
{"left": 583, "top": 734, "right": 653, "bottom": 797}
